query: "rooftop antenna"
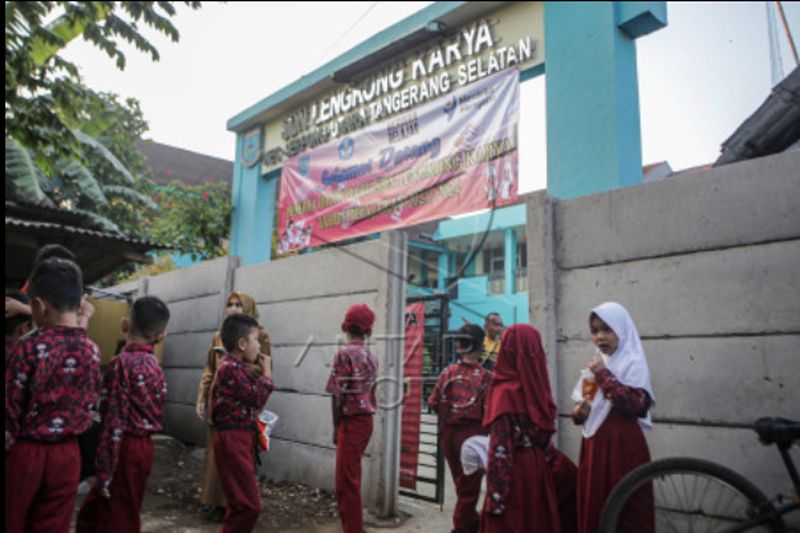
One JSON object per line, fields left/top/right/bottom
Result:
{"left": 767, "top": 1, "right": 785, "bottom": 86}
{"left": 775, "top": 1, "right": 799, "bottom": 66}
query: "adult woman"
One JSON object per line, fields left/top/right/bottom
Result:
{"left": 481, "top": 324, "right": 560, "bottom": 533}
{"left": 195, "top": 291, "right": 271, "bottom": 510}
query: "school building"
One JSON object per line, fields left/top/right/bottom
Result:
{"left": 104, "top": 2, "right": 798, "bottom": 526}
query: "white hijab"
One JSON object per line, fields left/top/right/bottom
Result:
{"left": 571, "top": 302, "right": 655, "bottom": 438}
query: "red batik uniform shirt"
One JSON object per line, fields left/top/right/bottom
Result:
{"left": 325, "top": 339, "right": 379, "bottom": 417}
{"left": 5, "top": 326, "right": 102, "bottom": 450}
{"left": 211, "top": 355, "right": 274, "bottom": 428}
{"left": 95, "top": 343, "right": 168, "bottom": 491}
{"left": 428, "top": 361, "right": 492, "bottom": 426}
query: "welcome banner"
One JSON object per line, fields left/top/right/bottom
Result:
{"left": 276, "top": 68, "right": 519, "bottom": 254}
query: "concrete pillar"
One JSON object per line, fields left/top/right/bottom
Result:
{"left": 504, "top": 228, "right": 516, "bottom": 295}
{"left": 374, "top": 230, "right": 407, "bottom": 518}
{"left": 544, "top": 2, "right": 666, "bottom": 199}
{"left": 525, "top": 192, "right": 560, "bottom": 441}
{"left": 230, "top": 132, "right": 276, "bottom": 266}
{"left": 437, "top": 252, "right": 449, "bottom": 293}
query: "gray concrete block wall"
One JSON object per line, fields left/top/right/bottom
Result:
{"left": 528, "top": 151, "right": 800, "bottom": 504}
{"left": 233, "top": 235, "right": 403, "bottom": 514}
{"left": 135, "top": 256, "right": 231, "bottom": 446}
{"left": 103, "top": 236, "right": 405, "bottom": 515}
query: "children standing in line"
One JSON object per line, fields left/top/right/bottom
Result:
{"left": 428, "top": 323, "right": 492, "bottom": 533}
{"left": 5, "top": 258, "right": 102, "bottom": 533}
{"left": 75, "top": 296, "right": 171, "bottom": 533}
{"left": 481, "top": 324, "right": 561, "bottom": 533}
{"left": 212, "top": 314, "right": 274, "bottom": 532}
{"left": 326, "top": 304, "right": 379, "bottom": 533}
{"left": 571, "top": 302, "right": 655, "bottom": 533}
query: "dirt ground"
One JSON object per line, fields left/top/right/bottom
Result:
{"left": 72, "top": 434, "right": 341, "bottom": 532}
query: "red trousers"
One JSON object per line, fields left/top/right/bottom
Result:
{"left": 481, "top": 445, "right": 561, "bottom": 533}
{"left": 441, "top": 422, "right": 487, "bottom": 533}
{"left": 75, "top": 435, "right": 154, "bottom": 533}
{"left": 215, "top": 429, "right": 261, "bottom": 532}
{"left": 336, "top": 415, "right": 373, "bottom": 533}
{"left": 5, "top": 439, "right": 80, "bottom": 533}
{"left": 577, "top": 411, "right": 653, "bottom": 533}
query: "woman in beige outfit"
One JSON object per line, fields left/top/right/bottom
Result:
{"left": 195, "top": 291, "right": 271, "bottom": 509}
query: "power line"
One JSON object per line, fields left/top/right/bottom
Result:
{"left": 315, "top": 2, "right": 378, "bottom": 66}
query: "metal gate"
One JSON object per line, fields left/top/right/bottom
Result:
{"left": 399, "top": 294, "right": 452, "bottom": 504}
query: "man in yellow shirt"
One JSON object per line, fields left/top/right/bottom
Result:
{"left": 481, "top": 312, "right": 503, "bottom": 371}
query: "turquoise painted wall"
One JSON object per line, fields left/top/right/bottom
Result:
{"left": 544, "top": 2, "right": 666, "bottom": 199}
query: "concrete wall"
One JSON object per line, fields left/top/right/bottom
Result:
{"left": 527, "top": 151, "right": 800, "bottom": 502}
{"left": 106, "top": 234, "right": 407, "bottom": 516}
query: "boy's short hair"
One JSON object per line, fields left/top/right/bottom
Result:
{"left": 220, "top": 314, "right": 259, "bottom": 353}
{"left": 34, "top": 243, "right": 75, "bottom": 265}
{"left": 28, "top": 258, "right": 83, "bottom": 312}
{"left": 5, "top": 290, "right": 32, "bottom": 336}
{"left": 456, "top": 323, "right": 485, "bottom": 353}
{"left": 129, "top": 296, "right": 170, "bottom": 342}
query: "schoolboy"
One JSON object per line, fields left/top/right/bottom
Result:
{"left": 76, "top": 296, "right": 171, "bottom": 533}
{"left": 325, "top": 304, "right": 379, "bottom": 533}
{"left": 5, "top": 258, "right": 102, "bottom": 533}
{"left": 212, "top": 314, "right": 274, "bottom": 532}
{"left": 428, "top": 323, "right": 492, "bottom": 533}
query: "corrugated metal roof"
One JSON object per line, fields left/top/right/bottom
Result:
{"left": 5, "top": 217, "right": 169, "bottom": 249}
{"left": 715, "top": 66, "right": 800, "bottom": 166}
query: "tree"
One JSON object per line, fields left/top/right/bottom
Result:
{"left": 147, "top": 180, "right": 233, "bottom": 261}
{"left": 5, "top": 1, "right": 200, "bottom": 231}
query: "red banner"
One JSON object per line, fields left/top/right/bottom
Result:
{"left": 277, "top": 68, "right": 519, "bottom": 254}
{"left": 400, "top": 302, "right": 425, "bottom": 490}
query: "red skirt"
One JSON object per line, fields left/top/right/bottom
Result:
{"left": 577, "top": 410, "right": 654, "bottom": 533}
{"left": 480, "top": 445, "right": 560, "bottom": 533}
{"left": 549, "top": 447, "right": 579, "bottom": 533}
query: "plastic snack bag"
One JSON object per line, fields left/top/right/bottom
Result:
{"left": 257, "top": 409, "right": 279, "bottom": 452}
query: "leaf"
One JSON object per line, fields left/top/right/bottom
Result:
{"left": 103, "top": 185, "right": 157, "bottom": 209}
{"left": 30, "top": 3, "right": 112, "bottom": 66}
{"left": 73, "top": 130, "right": 135, "bottom": 184}
{"left": 5, "top": 137, "right": 53, "bottom": 205}
{"left": 57, "top": 158, "right": 108, "bottom": 205}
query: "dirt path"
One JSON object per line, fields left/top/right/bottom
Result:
{"left": 71, "top": 434, "right": 456, "bottom": 532}
{"left": 72, "top": 434, "right": 340, "bottom": 532}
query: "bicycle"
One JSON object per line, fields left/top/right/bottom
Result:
{"left": 599, "top": 417, "right": 800, "bottom": 532}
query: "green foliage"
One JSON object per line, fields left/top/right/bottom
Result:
{"left": 5, "top": 137, "right": 52, "bottom": 205}
{"left": 147, "top": 181, "right": 232, "bottom": 261}
{"left": 5, "top": 1, "right": 201, "bottom": 237}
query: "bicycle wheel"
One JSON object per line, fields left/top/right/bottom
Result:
{"left": 599, "top": 457, "right": 786, "bottom": 533}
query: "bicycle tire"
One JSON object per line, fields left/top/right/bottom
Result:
{"left": 599, "top": 457, "right": 786, "bottom": 533}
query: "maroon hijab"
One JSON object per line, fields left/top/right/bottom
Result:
{"left": 483, "top": 324, "right": 557, "bottom": 432}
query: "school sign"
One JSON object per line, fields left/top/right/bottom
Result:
{"left": 227, "top": 2, "right": 667, "bottom": 266}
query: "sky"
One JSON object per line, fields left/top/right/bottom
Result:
{"left": 61, "top": 2, "right": 800, "bottom": 193}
